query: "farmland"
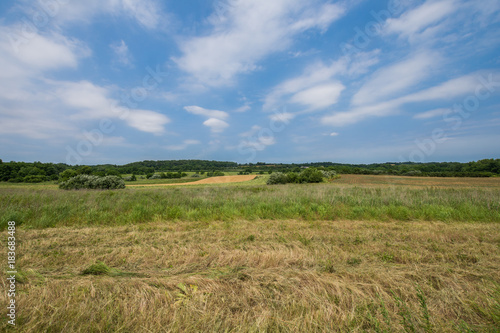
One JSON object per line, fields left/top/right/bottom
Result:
{"left": 1, "top": 175, "right": 500, "bottom": 332}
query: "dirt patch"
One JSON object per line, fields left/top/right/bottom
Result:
{"left": 128, "top": 175, "right": 257, "bottom": 187}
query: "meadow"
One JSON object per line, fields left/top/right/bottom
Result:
{"left": 1, "top": 175, "right": 500, "bottom": 332}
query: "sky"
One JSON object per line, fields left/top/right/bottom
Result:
{"left": 0, "top": 0, "right": 499, "bottom": 165}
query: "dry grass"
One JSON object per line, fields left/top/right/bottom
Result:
{"left": 2, "top": 219, "right": 499, "bottom": 332}
{"left": 128, "top": 175, "right": 257, "bottom": 187}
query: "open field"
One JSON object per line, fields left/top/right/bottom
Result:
{"left": 128, "top": 175, "right": 258, "bottom": 187}
{"left": 1, "top": 175, "right": 500, "bottom": 332}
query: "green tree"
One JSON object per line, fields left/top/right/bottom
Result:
{"left": 78, "top": 166, "right": 93, "bottom": 175}
{"left": 59, "top": 169, "right": 78, "bottom": 182}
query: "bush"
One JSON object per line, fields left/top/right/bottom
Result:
{"left": 298, "top": 168, "right": 324, "bottom": 183}
{"left": 322, "top": 170, "right": 339, "bottom": 180}
{"left": 124, "top": 174, "right": 137, "bottom": 181}
{"left": 207, "top": 171, "right": 225, "bottom": 177}
{"left": 267, "top": 168, "right": 339, "bottom": 185}
{"left": 59, "top": 175, "right": 125, "bottom": 190}
{"left": 267, "top": 172, "right": 288, "bottom": 185}
{"left": 150, "top": 174, "right": 162, "bottom": 179}
{"left": 23, "top": 175, "right": 47, "bottom": 183}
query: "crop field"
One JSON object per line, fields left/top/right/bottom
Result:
{"left": 1, "top": 175, "right": 500, "bottom": 332}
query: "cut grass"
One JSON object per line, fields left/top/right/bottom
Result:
{"left": 1, "top": 219, "right": 499, "bottom": 332}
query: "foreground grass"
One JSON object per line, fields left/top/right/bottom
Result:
{"left": 1, "top": 180, "right": 499, "bottom": 229}
{"left": 1, "top": 219, "right": 499, "bottom": 332}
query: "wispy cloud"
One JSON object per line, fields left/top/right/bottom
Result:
{"left": 352, "top": 52, "right": 440, "bottom": 106}
{"left": 184, "top": 105, "right": 229, "bottom": 120}
{"left": 166, "top": 139, "right": 201, "bottom": 151}
{"left": 174, "top": 0, "right": 346, "bottom": 86}
{"left": 322, "top": 72, "right": 495, "bottom": 127}
{"left": 413, "top": 108, "right": 450, "bottom": 120}
{"left": 110, "top": 40, "right": 133, "bottom": 67}
{"left": 18, "top": 0, "right": 166, "bottom": 30}
{"left": 384, "top": 0, "right": 458, "bottom": 40}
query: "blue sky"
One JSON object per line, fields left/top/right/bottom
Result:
{"left": 0, "top": 0, "right": 499, "bottom": 165}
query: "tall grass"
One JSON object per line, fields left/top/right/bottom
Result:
{"left": 0, "top": 184, "right": 499, "bottom": 229}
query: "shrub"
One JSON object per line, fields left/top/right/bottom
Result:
{"left": 23, "top": 175, "right": 47, "bottom": 183}
{"left": 267, "top": 168, "right": 339, "bottom": 185}
{"left": 207, "top": 171, "right": 225, "bottom": 177}
{"left": 124, "top": 174, "right": 137, "bottom": 181}
{"left": 286, "top": 172, "right": 299, "bottom": 183}
{"left": 59, "top": 175, "right": 125, "bottom": 190}
{"left": 322, "top": 170, "right": 339, "bottom": 180}
{"left": 298, "top": 168, "right": 324, "bottom": 183}
{"left": 150, "top": 174, "right": 162, "bottom": 179}
{"left": 267, "top": 172, "right": 288, "bottom": 185}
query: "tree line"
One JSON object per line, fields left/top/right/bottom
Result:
{"left": 0, "top": 158, "right": 498, "bottom": 183}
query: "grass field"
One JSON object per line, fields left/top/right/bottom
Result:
{"left": 1, "top": 175, "right": 500, "bottom": 332}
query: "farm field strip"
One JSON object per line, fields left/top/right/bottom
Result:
{"left": 127, "top": 175, "right": 257, "bottom": 187}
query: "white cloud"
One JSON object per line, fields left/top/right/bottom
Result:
{"left": 120, "top": 0, "right": 162, "bottom": 29}
{"left": 125, "top": 109, "right": 170, "bottom": 134}
{"left": 166, "top": 139, "right": 201, "bottom": 151}
{"left": 240, "top": 125, "right": 262, "bottom": 138}
{"left": 239, "top": 136, "right": 276, "bottom": 152}
{"left": 184, "top": 105, "right": 230, "bottom": 133}
{"left": 263, "top": 59, "right": 347, "bottom": 111}
{"left": 174, "top": 0, "right": 346, "bottom": 86}
{"left": 0, "top": 25, "right": 170, "bottom": 139}
{"left": 1, "top": 28, "right": 89, "bottom": 73}
{"left": 53, "top": 80, "right": 169, "bottom": 135}
{"left": 184, "top": 105, "right": 229, "bottom": 120}
{"left": 234, "top": 104, "right": 251, "bottom": 113}
{"left": 269, "top": 112, "right": 295, "bottom": 123}
{"left": 110, "top": 40, "right": 133, "bottom": 67}
{"left": 330, "top": 132, "right": 339, "bottom": 136}
{"left": 290, "top": 82, "right": 345, "bottom": 110}
{"left": 413, "top": 108, "right": 451, "bottom": 119}
{"left": 399, "top": 74, "right": 480, "bottom": 103}
{"left": 21, "top": 0, "right": 164, "bottom": 30}
{"left": 203, "top": 118, "right": 229, "bottom": 133}
{"left": 322, "top": 72, "right": 496, "bottom": 127}
{"left": 352, "top": 52, "right": 439, "bottom": 106}
{"left": 264, "top": 50, "right": 379, "bottom": 111}
{"left": 385, "top": 0, "right": 458, "bottom": 39}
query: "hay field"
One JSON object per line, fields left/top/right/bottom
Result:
{"left": 1, "top": 175, "right": 499, "bottom": 332}
{"left": 128, "top": 175, "right": 257, "bottom": 187}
